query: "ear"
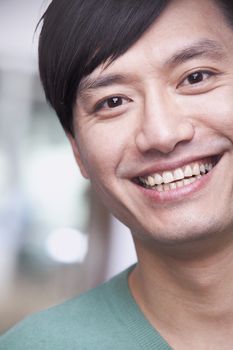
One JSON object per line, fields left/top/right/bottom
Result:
{"left": 66, "top": 132, "right": 89, "bottom": 179}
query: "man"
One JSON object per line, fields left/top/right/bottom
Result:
{"left": 1, "top": 0, "right": 233, "bottom": 348}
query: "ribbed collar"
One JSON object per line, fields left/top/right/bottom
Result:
{"left": 105, "top": 265, "right": 173, "bottom": 350}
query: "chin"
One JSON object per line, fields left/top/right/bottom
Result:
{"left": 133, "top": 218, "right": 232, "bottom": 249}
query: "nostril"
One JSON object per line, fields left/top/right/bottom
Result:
{"left": 135, "top": 109, "right": 173, "bottom": 153}
{"left": 135, "top": 120, "right": 195, "bottom": 155}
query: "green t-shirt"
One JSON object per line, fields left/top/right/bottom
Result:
{"left": 0, "top": 265, "right": 172, "bottom": 349}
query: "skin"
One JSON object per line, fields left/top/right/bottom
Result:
{"left": 69, "top": 0, "right": 233, "bottom": 348}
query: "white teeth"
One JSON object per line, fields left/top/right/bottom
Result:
{"left": 200, "top": 164, "right": 206, "bottom": 174}
{"left": 183, "top": 165, "right": 192, "bottom": 177}
{"left": 153, "top": 173, "right": 163, "bottom": 185}
{"left": 192, "top": 163, "right": 200, "bottom": 176}
{"left": 157, "top": 176, "right": 200, "bottom": 192}
{"left": 157, "top": 185, "right": 164, "bottom": 192}
{"left": 170, "top": 182, "right": 177, "bottom": 190}
{"left": 162, "top": 171, "right": 174, "bottom": 184}
{"left": 184, "top": 178, "right": 192, "bottom": 185}
{"left": 163, "top": 184, "right": 170, "bottom": 191}
{"left": 173, "top": 168, "right": 185, "bottom": 181}
{"left": 140, "top": 160, "right": 214, "bottom": 190}
{"left": 148, "top": 176, "right": 155, "bottom": 187}
{"left": 205, "top": 163, "right": 213, "bottom": 172}
{"left": 177, "top": 180, "right": 184, "bottom": 188}
{"left": 144, "top": 173, "right": 207, "bottom": 192}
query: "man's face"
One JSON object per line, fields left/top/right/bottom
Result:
{"left": 71, "top": 0, "right": 233, "bottom": 245}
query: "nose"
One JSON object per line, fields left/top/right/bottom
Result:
{"left": 135, "top": 92, "right": 195, "bottom": 154}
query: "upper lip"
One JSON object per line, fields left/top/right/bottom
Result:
{"left": 130, "top": 153, "right": 222, "bottom": 178}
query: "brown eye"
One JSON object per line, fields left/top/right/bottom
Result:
{"left": 181, "top": 70, "right": 214, "bottom": 87}
{"left": 187, "top": 71, "right": 205, "bottom": 84}
{"left": 94, "top": 95, "right": 132, "bottom": 112}
{"left": 106, "top": 97, "right": 123, "bottom": 108}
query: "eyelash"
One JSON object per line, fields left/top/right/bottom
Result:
{"left": 92, "top": 70, "right": 217, "bottom": 112}
{"left": 93, "top": 95, "right": 131, "bottom": 112}
{"left": 179, "top": 69, "right": 216, "bottom": 87}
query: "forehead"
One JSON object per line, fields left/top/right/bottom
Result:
{"left": 79, "top": 0, "right": 233, "bottom": 93}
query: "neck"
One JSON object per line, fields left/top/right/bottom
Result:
{"left": 130, "top": 232, "right": 233, "bottom": 349}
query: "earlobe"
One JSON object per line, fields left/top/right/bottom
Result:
{"left": 66, "top": 132, "right": 89, "bottom": 179}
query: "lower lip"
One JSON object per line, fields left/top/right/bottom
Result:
{"left": 135, "top": 162, "right": 219, "bottom": 204}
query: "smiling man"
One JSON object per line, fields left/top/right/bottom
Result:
{"left": 1, "top": 0, "right": 233, "bottom": 349}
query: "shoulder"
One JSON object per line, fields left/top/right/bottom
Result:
{"left": 0, "top": 266, "right": 136, "bottom": 350}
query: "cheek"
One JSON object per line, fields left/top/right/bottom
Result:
{"left": 184, "top": 87, "right": 233, "bottom": 140}
{"left": 77, "top": 119, "right": 134, "bottom": 178}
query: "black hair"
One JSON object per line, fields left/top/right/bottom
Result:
{"left": 38, "top": 0, "right": 170, "bottom": 136}
{"left": 215, "top": 0, "right": 233, "bottom": 27}
{"left": 38, "top": 0, "right": 233, "bottom": 136}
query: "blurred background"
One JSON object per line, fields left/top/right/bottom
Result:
{"left": 0, "top": 0, "right": 137, "bottom": 333}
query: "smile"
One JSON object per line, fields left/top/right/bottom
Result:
{"left": 136, "top": 157, "right": 219, "bottom": 193}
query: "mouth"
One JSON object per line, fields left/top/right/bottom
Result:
{"left": 134, "top": 155, "right": 220, "bottom": 193}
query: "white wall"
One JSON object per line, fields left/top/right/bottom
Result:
{"left": 0, "top": 0, "right": 49, "bottom": 72}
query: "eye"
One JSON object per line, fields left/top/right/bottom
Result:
{"left": 105, "top": 96, "right": 123, "bottom": 108}
{"left": 180, "top": 70, "right": 214, "bottom": 87}
{"left": 94, "top": 96, "right": 131, "bottom": 112}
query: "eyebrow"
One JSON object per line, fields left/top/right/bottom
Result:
{"left": 79, "top": 73, "right": 131, "bottom": 95}
{"left": 78, "top": 39, "right": 225, "bottom": 95}
{"left": 165, "top": 39, "right": 225, "bottom": 66}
